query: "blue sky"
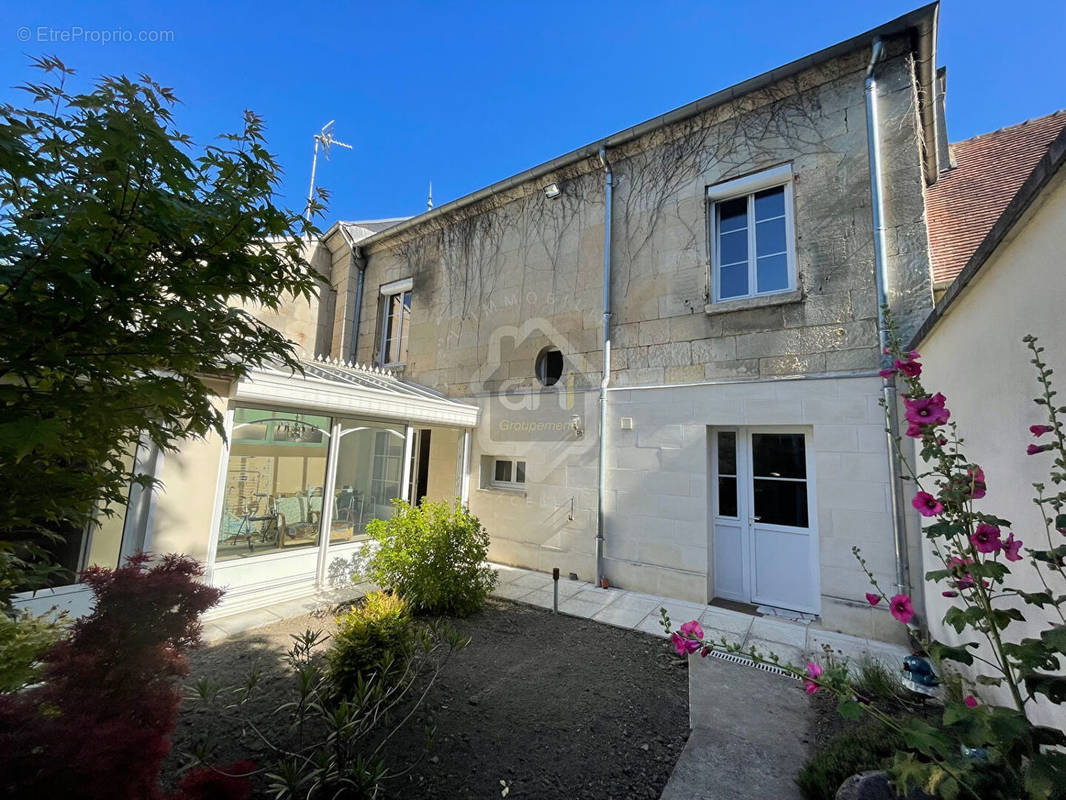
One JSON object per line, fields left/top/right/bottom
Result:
{"left": 2, "top": 1, "right": 1064, "bottom": 222}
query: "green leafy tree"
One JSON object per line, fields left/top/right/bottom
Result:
{"left": 0, "top": 57, "right": 322, "bottom": 604}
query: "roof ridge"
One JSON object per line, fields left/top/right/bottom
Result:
{"left": 952, "top": 109, "right": 1066, "bottom": 147}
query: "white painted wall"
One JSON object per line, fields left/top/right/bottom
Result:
{"left": 916, "top": 170, "right": 1066, "bottom": 729}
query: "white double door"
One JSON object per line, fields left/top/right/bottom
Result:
{"left": 710, "top": 428, "right": 819, "bottom": 614}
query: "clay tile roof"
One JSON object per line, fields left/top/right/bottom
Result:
{"left": 927, "top": 110, "right": 1066, "bottom": 286}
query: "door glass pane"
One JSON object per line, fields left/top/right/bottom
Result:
{"left": 752, "top": 433, "right": 806, "bottom": 479}
{"left": 331, "top": 419, "right": 407, "bottom": 544}
{"left": 753, "top": 479, "right": 808, "bottom": 527}
{"left": 718, "top": 477, "right": 738, "bottom": 517}
{"left": 717, "top": 431, "right": 736, "bottom": 475}
{"left": 216, "top": 408, "right": 331, "bottom": 561}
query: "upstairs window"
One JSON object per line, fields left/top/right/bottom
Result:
{"left": 379, "top": 278, "right": 412, "bottom": 366}
{"left": 708, "top": 165, "right": 796, "bottom": 303}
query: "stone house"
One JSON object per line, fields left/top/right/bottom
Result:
{"left": 305, "top": 4, "right": 942, "bottom": 641}
{"left": 18, "top": 4, "right": 950, "bottom": 644}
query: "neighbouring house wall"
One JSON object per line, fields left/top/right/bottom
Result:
{"left": 150, "top": 380, "right": 232, "bottom": 563}
{"left": 916, "top": 169, "right": 1066, "bottom": 729}
{"left": 424, "top": 427, "right": 462, "bottom": 504}
{"left": 240, "top": 238, "right": 336, "bottom": 358}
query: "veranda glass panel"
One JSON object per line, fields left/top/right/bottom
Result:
{"left": 330, "top": 418, "right": 407, "bottom": 542}
{"left": 216, "top": 407, "right": 331, "bottom": 561}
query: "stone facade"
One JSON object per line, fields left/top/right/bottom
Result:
{"left": 295, "top": 32, "right": 937, "bottom": 641}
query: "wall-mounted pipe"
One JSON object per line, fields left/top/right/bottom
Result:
{"left": 864, "top": 37, "right": 912, "bottom": 603}
{"left": 337, "top": 224, "right": 367, "bottom": 361}
{"left": 596, "top": 147, "right": 613, "bottom": 587}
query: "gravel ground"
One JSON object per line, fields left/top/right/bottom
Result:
{"left": 165, "top": 597, "right": 689, "bottom": 799}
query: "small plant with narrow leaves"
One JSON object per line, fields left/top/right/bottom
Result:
{"left": 184, "top": 622, "right": 469, "bottom": 799}
{"left": 361, "top": 500, "right": 497, "bottom": 617}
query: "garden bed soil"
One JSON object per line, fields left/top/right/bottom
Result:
{"left": 166, "top": 598, "right": 689, "bottom": 799}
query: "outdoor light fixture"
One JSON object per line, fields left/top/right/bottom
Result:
{"left": 569, "top": 414, "right": 584, "bottom": 438}
{"left": 544, "top": 182, "right": 561, "bottom": 198}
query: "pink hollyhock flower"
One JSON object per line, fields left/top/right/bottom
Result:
{"left": 971, "top": 523, "right": 1002, "bottom": 554}
{"left": 894, "top": 356, "right": 921, "bottom": 378}
{"left": 865, "top": 593, "right": 881, "bottom": 606}
{"left": 803, "top": 662, "right": 823, "bottom": 695}
{"left": 965, "top": 466, "right": 986, "bottom": 499}
{"left": 904, "top": 393, "right": 950, "bottom": 428}
{"left": 963, "top": 695, "right": 978, "bottom": 708}
{"left": 679, "top": 619, "right": 704, "bottom": 640}
{"left": 1030, "top": 425, "right": 1054, "bottom": 437}
{"left": 948, "top": 556, "right": 975, "bottom": 589}
{"left": 1003, "top": 532, "right": 1023, "bottom": 562}
{"left": 905, "top": 421, "right": 923, "bottom": 438}
{"left": 672, "top": 632, "right": 700, "bottom": 656}
{"left": 889, "top": 594, "right": 915, "bottom": 624}
{"left": 879, "top": 368, "right": 896, "bottom": 379}
{"left": 912, "top": 491, "right": 944, "bottom": 517}
{"left": 1028, "top": 443, "right": 1050, "bottom": 455}
{"left": 942, "top": 590, "right": 958, "bottom": 598}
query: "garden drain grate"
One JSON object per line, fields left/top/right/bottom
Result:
{"left": 707, "top": 649, "right": 799, "bottom": 680}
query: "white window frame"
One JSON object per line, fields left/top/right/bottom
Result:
{"left": 489, "top": 457, "right": 526, "bottom": 490}
{"left": 378, "top": 278, "right": 413, "bottom": 367}
{"left": 707, "top": 164, "right": 796, "bottom": 303}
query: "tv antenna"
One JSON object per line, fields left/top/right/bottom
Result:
{"left": 305, "top": 120, "right": 352, "bottom": 221}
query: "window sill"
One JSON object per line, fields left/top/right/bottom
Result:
{"left": 705, "top": 289, "right": 803, "bottom": 316}
{"left": 477, "top": 485, "right": 527, "bottom": 497}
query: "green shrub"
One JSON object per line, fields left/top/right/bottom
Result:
{"left": 796, "top": 718, "right": 905, "bottom": 800}
{"left": 0, "top": 609, "right": 66, "bottom": 692}
{"left": 361, "top": 500, "right": 497, "bottom": 617}
{"left": 327, "top": 591, "right": 415, "bottom": 697}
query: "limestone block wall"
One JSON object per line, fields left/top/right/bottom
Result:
{"left": 603, "top": 375, "right": 920, "bottom": 643}
{"left": 240, "top": 238, "right": 336, "bottom": 358}
{"left": 339, "top": 35, "right": 931, "bottom": 392}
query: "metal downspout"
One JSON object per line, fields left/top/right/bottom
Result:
{"left": 337, "top": 224, "right": 367, "bottom": 361}
{"left": 865, "top": 38, "right": 912, "bottom": 601}
{"left": 596, "top": 147, "right": 613, "bottom": 586}
{"left": 351, "top": 246, "right": 367, "bottom": 361}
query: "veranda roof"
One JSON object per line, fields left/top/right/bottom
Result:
{"left": 233, "top": 356, "right": 479, "bottom": 428}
